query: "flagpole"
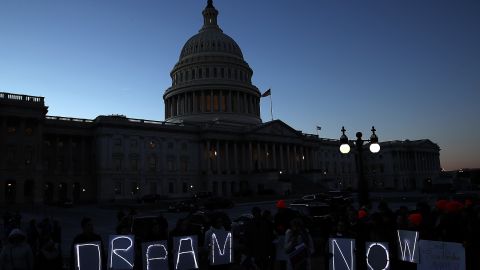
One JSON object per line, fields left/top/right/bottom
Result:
{"left": 269, "top": 92, "right": 273, "bottom": 121}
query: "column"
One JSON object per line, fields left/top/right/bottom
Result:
{"left": 193, "top": 92, "right": 197, "bottom": 113}
{"left": 184, "top": 92, "right": 187, "bottom": 114}
{"left": 264, "top": 143, "right": 269, "bottom": 169}
{"left": 240, "top": 142, "right": 248, "bottom": 171}
{"left": 234, "top": 142, "right": 238, "bottom": 174}
{"left": 293, "top": 145, "right": 298, "bottom": 173}
{"left": 248, "top": 142, "right": 253, "bottom": 172}
{"left": 243, "top": 94, "right": 247, "bottom": 113}
{"left": 286, "top": 144, "right": 290, "bottom": 172}
{"left": 216, "top": 140, "right": 220, "bottom": 173}
{"left": 211, "top": 90, "right": 214, "bottom": 112}
{"left": 207, "top": 140, "right": 211, "bottom": 174}
{"left": 165, "top": 100, "right": 168, "bottom": 118}
{"left": 200, "top": 91, "right": 204, "bottom": 112}
{"left": 225, "top": 141, "right": 230, "bottom": 174}
{"left": 272, "top": 143, "right": 277, "bottom": 170}
{"left": 228, "top": 91, "right": 232, "bottom": 112}
{"left": 257, "top": 142, "right": 261, "bottom": 171}
{"left": 219, "top": 90, "right": 223, "bottom": 112}
{"left": 236, "top": 92, "right": 240, "bottom": 113}
{"left": 301, "top": 146, "right": 305, "bottom": 171}
{"left": 280, "top": 144, "right": 284, "bottom": 171}
{"left": 81, "top": 137, "right": 86, "bottom": 172}
{"left": 68, "top": 137, "right": 73, "bottom": 174}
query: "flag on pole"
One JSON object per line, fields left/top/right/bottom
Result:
{"left": 261, "top": 89, "right": 271, "bottom": 97}
{"left": 316, "top": 126, "right": 321, "bottom": 131}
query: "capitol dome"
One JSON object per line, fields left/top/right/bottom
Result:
{"left": 164, "top": 0, "right": 262, "bottom": 125}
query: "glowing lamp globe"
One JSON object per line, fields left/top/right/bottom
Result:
{"left": 369, "top": 143, "right": 380, "bottom": 153}
{"left": 340, "top": 144, "right": 351, "bottom": 154}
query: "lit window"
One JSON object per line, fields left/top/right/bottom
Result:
{"left": 149, "top": 141, "right": 156, "bottom": 149}
{"left": 25, "top": 127, "right": 33, "bottom": 136}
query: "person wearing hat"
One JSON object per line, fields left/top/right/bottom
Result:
{"left": 0, "top": 229, "right": 34, "bottom": 270}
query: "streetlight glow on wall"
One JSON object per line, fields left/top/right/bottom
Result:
{"left": 339, "top": 126, "right": 381, "bottom": 207}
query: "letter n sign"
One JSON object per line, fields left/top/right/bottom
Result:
{"left": 210, "top": 231, "right": 233, "bottom": 265}
{"left": 329, "top": 238, "right": 356, "bottom": 270}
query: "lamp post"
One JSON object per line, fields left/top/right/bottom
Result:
{"left": 339, "top": 126, "right": 380, "bottom": 207}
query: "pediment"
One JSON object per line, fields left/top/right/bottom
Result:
{"left": 249, "top": 120, "right": 301, "bottom": 137}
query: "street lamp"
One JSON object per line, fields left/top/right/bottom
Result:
{"left": 339, "top": 126, "right": 380, "bottom": 207}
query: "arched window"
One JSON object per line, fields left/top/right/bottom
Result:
{"left": 199, "top": 68, "right": 203, "bottom": 79}
{"left": 206, "top": 68, "right": 209, "bottom": 78}
{"left": 192, "top": 69, "right": 196, "bottom": 79}
{"left": 213, "top": 68, "right": 217, "bottom": 78}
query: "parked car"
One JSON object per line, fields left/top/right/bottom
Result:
{"left": 139, "top": 193, "right": 164, "bottom": 203}
{"left": 296, "top": 191, "right": 352, "bottom": 206}
{"left": 168, "top": 199, "right": 198, "bottom": 212}
{"left": 289, "top": 202, "right": 332, "bottom": 234}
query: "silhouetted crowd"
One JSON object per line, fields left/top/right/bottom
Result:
{"left": 1, "top": 198, "right": 480, "bottom": 270}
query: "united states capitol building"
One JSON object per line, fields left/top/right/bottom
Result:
{"left": 0, "top": 1, "right": 441, "bottom": 205}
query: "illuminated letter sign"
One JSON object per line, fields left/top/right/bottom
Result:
{"left": 108, "top": 235, "right": 135, "bottom": 269}
{"left": 142, "top": 241, "right": 169, "bottom": 270}
{"left": 418, "top": 240, "right": 465, "bottom": 270}
{"left": 75, "top": 242, "right": 102, "bottom": 270}
{"left": 210, "top": 231, "right": 233, "bottom": 265}
{"left": 329, "top": 238, "right": 356, "bottom": 270}
{"left": 365, "top": 242, "right": 390, "bottom": 270}
{"left": 397, "top": 230, "right": 419, "bottom": 263}
{"left": 173, "top": 236, "right": 199, "bottom": 270}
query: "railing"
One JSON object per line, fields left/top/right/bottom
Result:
{"left": 46, "top": 116, "right": 93, "bottom": 123}
{"left": 0, "top": 92, "right": 44, "bottom": 103}
{"left": 126, "top": 117, "right": 186, "bottom": 126}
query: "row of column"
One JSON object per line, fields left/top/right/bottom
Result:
{"left": 165, "top": 90, "right": 260, "bottom": 118}
{"left": 1, "top": 117, "right": 43, "bottom": 170}
{"left": 202, "top": 140, "right": 317, "bottom": 174}
{"left": 45, "top": 135, "right": 89, "bottom": 173}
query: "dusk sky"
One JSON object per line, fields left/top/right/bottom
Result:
{"left": 1, "top": 0, "right": 479, "bottom": 170}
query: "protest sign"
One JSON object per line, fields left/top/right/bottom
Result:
{"left": 397, "top": 230, "right": 419, "bottom": 263}
{"left": 365, "top": 242, "right": 390, "bottom": 270}
{"left": 108, "top": 235, "right": 135, "bottom": 269}
{"left": 75, "top": 242, "right": 102, "bottom": 270}
{"left": 418, "top": 240, "right": 465, "bottom": 270}
{"left": 329, "top": 238, "right": 356, "bottom": 270}
{"left": 210, "top": 231, "right": 233, "bottom": 265}
{"left": 173, "top": 235, "right": 199, "bottom": 270}
{"left": 142, "top": 241, "right": 169, "bottom": 270}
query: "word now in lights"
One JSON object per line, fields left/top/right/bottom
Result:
{"left": 339, "top": 126, "right": 380, "bottom": 154}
